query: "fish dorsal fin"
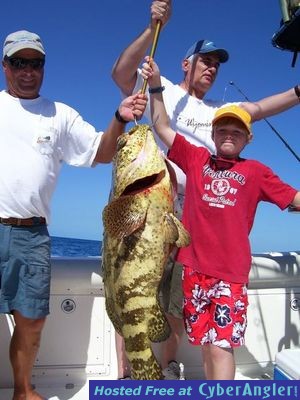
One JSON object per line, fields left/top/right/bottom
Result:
{"left": 165, "top": 158, "right": 178, "bottom": 201}
{"left": 103, "top": 195, "right": 148, "bottom": 239}
{"left": 164, "top": 213, "right": 191, "bottom": 247}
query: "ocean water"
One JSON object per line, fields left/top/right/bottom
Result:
{"left": 51, "top": 236, "right": 101, "bottom": 257}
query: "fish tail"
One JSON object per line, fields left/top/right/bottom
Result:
{"left": 124, "top": 329, "right": 163, "bottom": 380}
{"left": 130, "top": 353, "right": 163, "bottom": 380}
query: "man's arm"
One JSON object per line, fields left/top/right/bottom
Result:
{"left": 94, "top": 93, "right": 147, "bottom": 163}
{"left": 291, "top": 191, "right": 300, "bottom": 208}
{"left": 142, "top": 57, "right": 175, "bottom": 148}
{"left": 111, "top": 0, "right": 172, "bottom": 96}
{"left": 240, "top": 86, "right": 300, "bottom": 121}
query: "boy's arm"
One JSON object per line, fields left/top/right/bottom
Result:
{"left": 111, "top": 0, "right": 172, "bottom": 96}
{"left": 291, "top": 192, "right": 300, "bottom": 208}
{"left": 142, "top": 57, "right": 176, "bottom": 148}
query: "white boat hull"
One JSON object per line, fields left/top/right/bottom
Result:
{"left": 0, "top": 252, "right": 299, "bottom": 398}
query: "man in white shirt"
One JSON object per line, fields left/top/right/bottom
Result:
{"left": 0, "top": 29, "right": 146, "bottom": 399}
{"left": 111, "top": 0, "right": 300, "bottom": 380}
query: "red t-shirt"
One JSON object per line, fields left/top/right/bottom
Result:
{"left": 168, "top": 134, "right": 297, "bottom": 283}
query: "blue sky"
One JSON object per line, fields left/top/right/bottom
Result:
{"left": 0, "top": 0, "right": 299, "bottom": 253}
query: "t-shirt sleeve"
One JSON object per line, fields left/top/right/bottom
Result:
{"left": 259, "top": 163, "right": 297, "bottom": 210}
{"left": 168, "top": 133, "right": 207, "bottom": 173}
{"left": 61, "top": 107, "right": 102, "bottom": 167}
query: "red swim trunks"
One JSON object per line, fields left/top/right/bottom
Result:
{"left": 182, "top": 266, "right": 248, "bottom": 348}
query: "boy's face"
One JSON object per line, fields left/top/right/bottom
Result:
{"left": 212, "top": 119, "right": 252, "bottom": 159}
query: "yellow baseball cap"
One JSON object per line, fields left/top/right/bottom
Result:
{"left": 212, "top": 105, "right": 252, "bottom": 134}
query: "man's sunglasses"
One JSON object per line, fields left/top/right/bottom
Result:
{"left": 5, "top": 57, "right": 45, "bottom": 70}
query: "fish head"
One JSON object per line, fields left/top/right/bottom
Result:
{"left": 111, "top": 124, "right": 168, "bottom": 199}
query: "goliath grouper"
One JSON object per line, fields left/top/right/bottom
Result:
{"left": 102, "top": 124, "right": 190, "bottom": 380}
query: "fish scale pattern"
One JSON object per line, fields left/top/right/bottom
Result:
{"left": 102, "top": 124, "right": 190, "bottom": 380}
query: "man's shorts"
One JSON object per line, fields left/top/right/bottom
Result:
{"left": 159, "top": 193, "right": 185, "bottom": 319}
{"left": 182, "top": 266, "right": 248, "bottom": 348}
{"left": 159, "top": 253, "right": 183, "bottom": 319}
{"left": 0, "top": 223, "right": 51, "bottom": 319}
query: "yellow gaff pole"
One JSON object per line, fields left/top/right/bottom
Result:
{"left": 141, "top": 21, "right": 162, "bottom": 95}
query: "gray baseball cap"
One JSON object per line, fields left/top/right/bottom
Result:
{"left": 3, "top": 30, "right": 45, "bottom": 59}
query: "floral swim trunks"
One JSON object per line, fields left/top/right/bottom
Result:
{"left": 182, "top": 266, "right": 248, "bottom": 348}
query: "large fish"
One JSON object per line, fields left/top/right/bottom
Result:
{"left": 102, "top": 124, "right": 190, "bottom": 380}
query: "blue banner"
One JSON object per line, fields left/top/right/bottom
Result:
{"left": 89, "top": 380, "right": 299, "bottom": 400}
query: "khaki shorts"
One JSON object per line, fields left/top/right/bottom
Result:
{"left": 159, "top": 253, "right": 183, "bottom": 319}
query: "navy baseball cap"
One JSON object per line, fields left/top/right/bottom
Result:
{"left": 184, "top": 40, "right": 229, "bottom": 63}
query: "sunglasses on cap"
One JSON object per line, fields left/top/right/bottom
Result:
{"left": 5, "top": 57, "right": 45, "bottom": 70}
{"left": 210, "top": 155, "right": 237, "bottom": 170}
{"left": 288, "top": 205, "right": 300, "bottom": 213}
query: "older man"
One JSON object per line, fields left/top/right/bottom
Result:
{"left": 111, "top": 0, "right": 300, "bottom": 380}
{"left": 0, "top": 30, "right": 146, "bottom": 399}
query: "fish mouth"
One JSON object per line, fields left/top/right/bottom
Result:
{"left": 122, "top": 170, "right": 165, "bottom": 196}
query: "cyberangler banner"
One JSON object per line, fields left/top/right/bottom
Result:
{"left": 89, "top": 380, "right": 299, "bottom": 400}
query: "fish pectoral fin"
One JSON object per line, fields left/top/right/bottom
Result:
{"left": 164, "top": 213, "right": 181, "bottom": 244}
{"left": 103, "top": 195, "right": 148, "bottom": 239}
{"left": 164, "top": 213, "right": 191, "bottom": 248}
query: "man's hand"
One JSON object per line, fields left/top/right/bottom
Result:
{"left": 118, "top": 92, "right": 148, "bottom": 122}
{"left": 151, "top": 0, "right": 172, "bottom": 28}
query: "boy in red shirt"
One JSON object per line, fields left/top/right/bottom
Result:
{"left": 142, "top": 58, "right": 300, "bottom": 379}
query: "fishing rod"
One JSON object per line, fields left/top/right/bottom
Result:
{"left": 229, "top": 81, "right": 300, "bottom": 163}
